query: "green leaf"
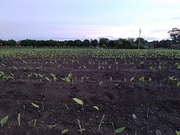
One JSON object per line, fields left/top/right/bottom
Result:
{"left": 68, "top": 73, "right": 72, "bottom": 79}
{"left": 73, "top": 98, "right": 84, "bottom": 107}
{"left": 50, "top": 73, "right": 57, "bottom": 81}
{"left": 61, "top": 129, "right": 69, "bottom": 135}
{"left": 177, "top": 82, "right": 180, "bottom": 87}
{"left": 32, "top": 103, "right": 39, "bottom": 109}
{"left": 18, "top": 113, "right": 21, "bottom": 126}
{"left": 93, "top": 106, "right": 99, "bottom": 111}
{"left": 177, "top": 65, "right": 180, "bottom": 69}
{"left": 45, "top": 77, "right": 51, "bottom": 82}
{"left": 0, "top": 71, "right": 4, "bottom": 77}
{"left": 115, "top": 127, "right": 125, "bottom": 133}
{"left": 34, "top": 73, "right": 38, "bottom": 77}
{"left": 1, "top": 115, "right": 8, "bottom": 127}
{"left": 139, "top": 76, "right": 145, "bottom": 82}
{"left": 130, "top": 77, "right": 134, "bottom": 82}
{"left": 48, "top": 124, "right": 56, "bottom": 129}
{"left": 148, "top": 77, "right": 152, "bottom": 81}
{"left": 176, "top": 131, "right": 180, "bottom": 135}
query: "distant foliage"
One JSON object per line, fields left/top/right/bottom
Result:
{"left": 0, "top": 37, "right": 177, "bottom": 49}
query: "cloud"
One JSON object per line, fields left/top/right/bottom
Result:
{"left": 171, "top": 16, "right": 180, "bottom": 20}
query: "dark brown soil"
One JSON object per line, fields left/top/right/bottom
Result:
{"left": 0, "top": 56, "right": 180, "bottom": 135}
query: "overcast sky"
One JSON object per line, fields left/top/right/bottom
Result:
{"left": 0, "top": 0, "right": 180, "bottom": 41}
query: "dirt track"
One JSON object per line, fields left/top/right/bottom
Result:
{"left": 0, "top": 56, "right": 180, "bottom": 135}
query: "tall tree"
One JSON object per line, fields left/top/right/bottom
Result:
{"left": 168, "top": 28, "right": 180, "bottom": 44}
{"left": 91, "top": 39, "right": 98, "bottom": 47}
{"left": 99, "top": 38, "right": 109, "bottom": 47}
{"left": 83, "top": 39, "right": 90, "bottom": 47}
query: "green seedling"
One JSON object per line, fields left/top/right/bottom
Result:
{"left": 177, "top": 81, "right": 180, "bottom": 87}
{"left": 61, "top": 73, "right": 72, "bottom": 83}
{"left": 45, "top": 77, "right": 51, "bottom": 82}
{"left": 27, "top": 72, "right": 33, "bottom": 78}
{"left": 1, "top": 115, "right": 8, "bottom": 127}
{"left": 156, "top": 129, "right": 162, "bottom": 135}
{"left": 109, "top": 77, "right": 112, "bottom": 82}
{"left": 73, "top": 98, "right": 84, "bottom": 108}
{"left": 130, "top": 77, "right": 135, "bottom": 82}
{"left": 64, "top": 104, "right": 69, "bottom": 110}
{"left": 93, "top": 106, "right": 99, "bottom": 111}
{"left": 112, "top": 123, "right": 125, "bottom": 135}
{"left": 148, "top": 77, "right": 152, "bottom": 81}
{"left": 149, "top": 66, "right": 154, "bottom": 70}
{"left": 77, "top": 119, "right": 85, "bottom": 135}
{"left": 33, "top": 119, "right": 37, "bottom": 127}
{"left": 1, "top": 64, "right": 5, "bottom": 67}
{"left": 139, "top": 76, "right": 145, "bottom": 82}
{"left": 50, "top": 73, "right": 57, "bottom": 81}
{"left": 38, "top": 74, "right": 45, "bottom": 78}
{"left": 13, "top": 66, "right": 17, "bottom": 70}
{"left": 34, "top": 73, "right": 38, "bottom": 77}
{"left": 48, "top": 124, "right": 56, "bottom": 130}
{"left": 168, "top": 76, "right": 177, "bottom": 82}
{"left": 177, "top": 65, "right": 180, "bottom": 69}
{"left": 98, "top": 114, "right": 105, "bottom": 130}
{"left": 17, "top": 113, "right": 21, "bottom": 126}
{"left": 176, "top": 131, "right": 180, "bottom": 135}
{"left": 99, "top": 81, "right": 103, "bottom": 86}
{"left": 41, "top": 101, "right": 44, "bottom": 111}
{"left": 0, "top": 71, "right": 5, "bottom": 78}
{"left": 61, "top": 129, "right": 69, "bottom": 135}
{"left": 32, "top": 103, "right": 39, "bottom": 109}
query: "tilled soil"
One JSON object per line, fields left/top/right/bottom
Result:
{"left": 0, "top": 56, "right": 180, "bottom": 135}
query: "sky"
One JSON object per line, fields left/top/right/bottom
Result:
{"left": 0, "top": 0, "right": 180, "bottom": 41}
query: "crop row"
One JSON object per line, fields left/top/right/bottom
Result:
{"left": 0, "top": 48, "right": 180, "bottom": 59}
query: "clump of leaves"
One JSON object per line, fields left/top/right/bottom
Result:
{"left": 62, "top": 73, "right": 72, "bottom": 83}
{"left": 1, "top": 115, "right": 8, "bottom": 127}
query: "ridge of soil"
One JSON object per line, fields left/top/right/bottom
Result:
{"left": 0, "top": 56, "right": 180, "bottom": 135}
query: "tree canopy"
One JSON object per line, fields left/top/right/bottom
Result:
{"left": 168, "top": 27, "right": 180, "bottom": 44}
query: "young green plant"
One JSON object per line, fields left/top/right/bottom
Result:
{"left": 112, "top": 123, "right": 125, "bottom": 135}
{"left": 1, "top": 115, "right": 8, "bottom": 127}
{"left": 77, "top": 119, "right": 85, "bottom": 135}
{"left": 61, "top": 73, "right": 72, "bottom": 83}
{"left": 73, "top": 98, "right": 84, "bottom": 110}
{"left": 98, "top": 114, "right": 105, "bottom": 130}
{"left": 61, "top": 129, "right": 69, "bottom": 135}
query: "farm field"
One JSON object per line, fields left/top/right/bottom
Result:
{"left": 0, "top": 48, "right": 180, "bottom": 135}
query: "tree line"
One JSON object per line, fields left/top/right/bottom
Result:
{"left": 0, "top": 38, "right": 177, "bottom": 49}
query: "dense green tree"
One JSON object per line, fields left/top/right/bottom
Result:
{"left": 74, "top": 40, "right": 83, "bottom": 47}
{"left": 6, "top": 39, "right": 17, "bottom": 47}
{"left": 107, "top": 40, "right": 115, "bottom": 48}
{"left": 114, "top": 39, "right": 123, "bottom": 49}
{"left": 91, "top": 39, "right": 98, "bottom": 47}
{"left": 83, "top": 39, "right": 90, "bottom": 47}
{"left": 99, "top": 38, "right": 109, "bottom": 47}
